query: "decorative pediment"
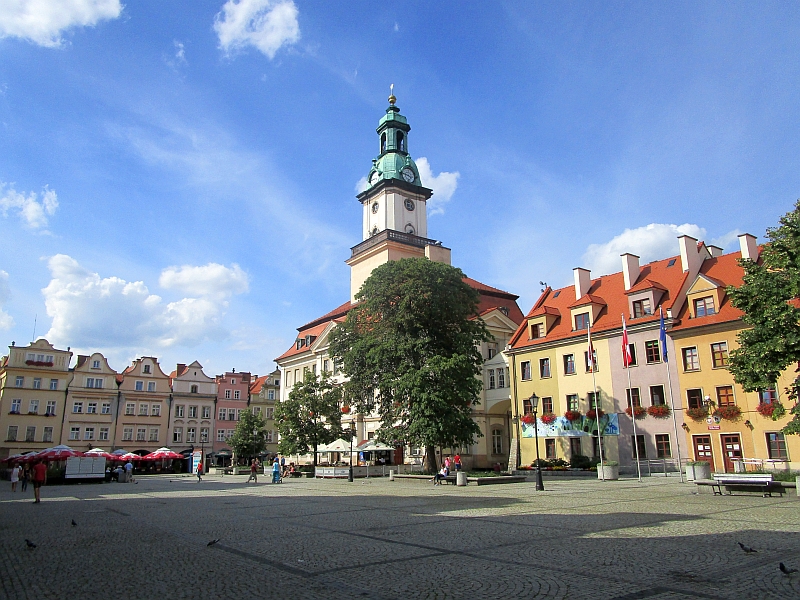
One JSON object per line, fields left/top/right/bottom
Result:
{"left": 686, "top": 273, "right": 725, "bottom": 318}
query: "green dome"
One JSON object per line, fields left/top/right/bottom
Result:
{"left": 365, "top": 97, "right": 422, "bottom": 189}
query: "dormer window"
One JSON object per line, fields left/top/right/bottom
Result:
{"left": 143, "top": 364, "right": 151, "bottom": 374}
{"left": 632, "top": 299, "right": 652, "bottom": 318}
{"left": 694, "top": 296, "right": 715, "bottom": 317}
{"left": 574, "top": 312, "right": 589, "bottom": 331}
{"left": 530, "top": 323, "right": 543, "bottom": 339}
{"left": 92, "top": 360, "right": 100, "bottom": 369}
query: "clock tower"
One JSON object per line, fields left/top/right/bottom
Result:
{"left": 346, "top": 92, "right": 451, "bottom": 302}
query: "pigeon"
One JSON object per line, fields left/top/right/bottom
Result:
{"left": 737, "top": 542, "right": 757, "bottom": 554}
{"left": 71, "top": 519, "right": 77, "bottom": 527}
{"left": 25, "top": 539, "right": 36, "bottom": 549}
{"left": 207, "top": 539, "right": 220, "bottom": 547}
{"left": 780, "top": 562, "right": 798, "bottom": 575}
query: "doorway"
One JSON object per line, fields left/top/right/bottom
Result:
{"left": 692, "top": 435, "right": 715, "bottom": 472}
{"left": 721, "top": 434, "right": 743, "bottom": 473}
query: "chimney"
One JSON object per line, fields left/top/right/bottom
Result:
{"left": 177, "top": 363, "right": 186, "bottom": 375}
{"left": 738, "top": 233, "right": 759, "bottom": 261}
{"left": 678, "top": 235, "right": 703, "bottom": 273}
{"left": 621, "top": 253, "right": 640, "bottom": 291}
{"left": 573, "top": 267, "right": 591, "bottom": 300}
{"left": 706, "top": 245, "right": 723, "bottom": 258}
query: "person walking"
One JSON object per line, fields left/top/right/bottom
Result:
{"left": 10, "top": 464, "right": 19, "bottom": 492}
{"left": 280, "top": 455, "right": 285, "bottom": 473}
{"left": 247, "top": 459, "right": 259, "bottom": 483}
{"left": 124, "top": 459, "right": 134, "bottom": 483}
{"left": 272, "top": 458, "right": 281, "bottom": 483}
{"left": 196, "top": 461, "right": 203, "bottom": 482}
{"left": 31, "top": 460, "right": 47, "bottom": 503}
{"left": 444, "top": 455, "right": 451, "bottom": 471}
{"left": 20, "top": 464, "right": 30, "bottom": 492}
{"left": 453, "top": 453, "right": 462, "bottom": 472}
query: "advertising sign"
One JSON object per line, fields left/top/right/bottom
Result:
{"left": 521, "top": 413, "right": 620, "bottom": 438}
{"left": 191, "top": 450, "right": 202, "bottom": 474}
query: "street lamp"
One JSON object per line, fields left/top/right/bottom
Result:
{"left": 348, "top": 424, "right": 355, "bottom": 482}
{"left": 528, "top": 393, "right": 545, "bottom": 491}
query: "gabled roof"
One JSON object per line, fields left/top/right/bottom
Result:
{"left": 625, "top": 278, "right": 668, "bottom": 295}
{"left": 529, "top": 305, "right": 561, "bottom": 318}
{"left": 568, "top": 294, "right": 607, "bottom": 309}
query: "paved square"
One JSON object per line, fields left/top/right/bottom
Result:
{"left": 1, "top": 475, "right": 799, "bottom": 599}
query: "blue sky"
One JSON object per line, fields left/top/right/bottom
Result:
{"left": 0, "top": 1, "right": 798, "bottom": 377}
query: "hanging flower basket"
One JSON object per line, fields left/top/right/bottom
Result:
{"left": 341, "top": 405, "right": 351, "bottom": 414}
{"left": 716, "top": 405, "right": 741, "bottom": 421}
{"left": 647, "top": 405, "right": 671, "bottom": 419}
{"left": 686, "top": 407, "right": 708, "bottom": 421}
{"left": 540, "top": 413, "right": 557, "bottom": 425}
{"left": 625, "top": 405, "right": 647, "bottom": 419}
{"left": 564, "top": 410, "right": 582, "bottom": 422}
{"left": 520, "top": 413, "right": 535, "bottom": 425}
{"left": 586, "top": 408, "right": 605, "bottom": 420}
{"left": 756, "top": 402, "right": 786, "bottom": 420}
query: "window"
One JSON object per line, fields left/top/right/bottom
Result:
{"left": 682, "top": 347, "right": 699, "bottom": 371}
{"left": 218, "top": 408, "right": 226, "bottom": 420}
{"left": 236, "top": 409, "right": 242, "bottom": 421}
{"left": 136, "top": 428, "right": 146, "bottom": 441}
{"left": 569, "top": 438, "right": 582, "bottom": 457}
{"left": 10, "top": 398, "right": 21, "bottom": 413}
{"left": 190, "top": 385, "right": 198, "bottom": 394}
{"left": 265, "top": 430, "right": 274, "bottom": 443}
{"left": 234, "top": 390, "right": 241, "bottom": 400}
{"left": 759, "top": 388, "right": 778, "bottom": 404}
{"left": 202, "top": 406, "right": 211, "bottom": 419}
{"left": 584, "top": 350, "right": 598, "bottom": 373}
{"left": 92, "top": 360, "right": 100, "bottom": 369}
{"left": 125, "top": 403, "right": 135, "bottom": 415}
{"left": 566, "top": 394, "right": 579, "bottom": 411}
{"left": 716, "top": 386, "right": 735, "bottom": 406}
{"left": 545, "top": 438, "right": 556, "bottom": 459}
{"left": 87, "top": 402, "right": 97, "bottom": 414}
{"left": 187, "top": 427, "right": 196, "bottom": 442}
{"left": 587, "top": 392, "right": 599, "bottom": 410}
{"left": 224, "top": 390, "right": 231, "bottom": 399}
{"left": 632, "top": 299, "right": 652, "bottom": 318}
{"left": 73, "top": 402, "right": 83, "bottom": 414}
{"left": 650, "top": 385, "right": 665, "bottom": 406}
{"left": 687, "top": 389, "right": 703, "bottom": 409}
{"left": 563, "top": 354, "right": 576, "bottom": 375}
{"left": 147, "top": 381, "right": 156, "bottom": 392}
{"left": 491, "top": 429, "right": 503, "bottom": 455}
{"left": 626, "top": 388, "right": 641, "bottom": 408}
{"left": 711, "top": 342, "right": 729, "bottom": 368}
{"left": 542, "top": 397, "right": 553, "bottom": 413}
{"left": 323, "top": 359, "right": 330, "bottom": 373}
{"left": 694, "top": 296, "right": 715, "bottom": 317}
{"left": 138, "top": 404, "right": 148, "bottom": 416}
{"left": 84, "top": 427, "right": 94, "bottom": 441}
{"left": 200, "top": 427, "right": 209, "bottom": 442}
{"left": 135, "top": 381, "right": 143, "bottom": 391}
{"left": 217, "top": 429, "right": 226, "bottom": 442}
{"left": 539, "top": 358, "right": 551, "bottom": 378}
{"left": 488, "top": 369, "right": 495, "bottom": 389}
{"left": 520, "top": 361, "right": 531, "bottom": 380}
{"left": 28, "top": 400, "right": 39, "bottom": 414}
{"left": 93, "top": 378, "right": 103, "bottom": 389}
{"left": 228, "top": 409, "right": 236, "bottom": 421}
{"left": 99, "top": 427, "right": 109, "bottom": 441}
{"left": 574, "top": 312, "right": 589, "bottom": 331}
{"left": 102, "top": 403, "right": 111, "bottom": 414}
{"left": 267, "top": 389, "right": 275, "bottom": 400}
{"left": 498, "top": 368, "right": 505, "bottom": 388}
{"left": 655, "top": 434, "right": 671, "bottom": 458}
{"left": 25, "top": 426, "right": 36, "bottom": 442}
{"left": 766, "top": 433, "right": 788, "bottom": 460}
{"left": 15, "top": 376, "right": 23, "bottom": 387}
{"left": 123, "top": 427, "right": 133, "bottom": 441}
{"left": 42, "top": 427, "right": 53, "bottom": 443}
{"left": 253, "top": 406, "right": 261, "bottom": 415}
{"left": 7, "top": 425, "right": 18, "bottom": 441}
{"left": 69, "top": 427, "right": 80, "bottom": 441}
{"left": 231, "top": 379, "right": 236, "bottom": 385}
{"left": 631, "top": 435, "right": 647, "bottom": 459}
{"left": 265, "top": 407, "right": 274, "bottom": 420}
{"left": 149, "top": 428, "right": 158, "bottom": 442}
{"left": 45, "top": 400, "right": 56, "bottom": 416}
{"left": 487, "top": 342, "right": 498, "bottom": 359}
{"left": 627, "top": 344, "right": 637, "bottom": 366}
{"left": 645, "top": 340, "right": 661, "bottom": 363}
{"left": 530, "top": 323, "right": 543, "bottom": 339}
{"left": 143, "top": 364, "right": 151, "bottom": 374}
{"left": 175, "top": 405, "right": 184, "bottom": 418}
{"left": 33, "top": 378, "right": 41, "bottom": 389}
{"left": 187, "top": 406, "right": 196, "bottom": 419}
{"left": 49, "top": 379, "right": 58, "bottom": 390}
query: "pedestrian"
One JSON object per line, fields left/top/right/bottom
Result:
{"left": 444, "top": 455, "right": 451, "bottom": 471}
{"left": 31, "top": 460, "right": 47, "bottom": 503}
{"left": 280, "top": 455, "right": 285, "bottom": 472}
{"left": 20, "top": 464, "right": 30, "bottom": 492}
{"left": 124, "top": 459, "right": 134, "bottom": 483}
{"left": 196, "top": 461, "right": 203, "bottom": 482}
{"left": 10, "top": 463, "right": 19, "bottom": 492}
{"left": 453, "top": 453, "right": 462, "bottom": 472}
{"left": 272, "top": 458, "right": 281, "bottom": 483}
{"left": 247, "top": 459, "right": 258, "bottom": 483}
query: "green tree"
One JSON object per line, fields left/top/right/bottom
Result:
{"left": 228, "top": 409, "right": 268, "bottom": 462}
{"left": 329, "top": 258, "right": 489, "bottom": 474}
{"left": 729, "top": 199, "right": 800, "bottom": 434}
{"left": 275, "top": 370, "right": 344, "bottom": 466}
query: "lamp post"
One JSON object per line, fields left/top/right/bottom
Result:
{"left": 348, "top": 425, "right": 355, "bottom": 483}
{"left": 528, "top": 393, "right": 545, "bottom": 491}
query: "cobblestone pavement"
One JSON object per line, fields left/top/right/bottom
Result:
{"left": 1, "top": 475, "right": 799, "bottom": 599}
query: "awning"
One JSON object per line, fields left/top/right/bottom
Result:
{"left": 356, "top": 440, "right": 394, "bottom": 452}
{"left": 317, "top": 439, "right": 354, "bottom": 453}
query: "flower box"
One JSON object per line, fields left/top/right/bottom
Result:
{"left": 520, "top": 413, "right": 535, "bottom": 425}
{"left": 647, "top": 405, "right": 670, "bottom": 419}
{"left": 25, "top": 360, "right": 53, "bottom": 367}
{"left": 586, "top": 409, "right": 605, "bottom": 420}
{"left": 540, "top": 413, "right": 557, "bottom": 425}
{"left": 564, "top": 410, "right": 582, "bottom": 422}
{"left": 685, "top": 460, "right": 711, "bottom": 481}
{"left": 625, "top": 406, "right": 646, "bottom": 419}
{"left": 716, "top": 405, "right": 741, "bottom": 421}
{"left": 598, "top": 461, "right": 619, "bottom": 480}
{"left": 686, "top": 407, "right": 708, "bottom": 421}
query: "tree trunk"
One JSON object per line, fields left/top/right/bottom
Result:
{"left": 424, "top": 445, "right": 438, "bottom": 475}
{"left": 313, "top": 442, "right": 318, "bottom": 467}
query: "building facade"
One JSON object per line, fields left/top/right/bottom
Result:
{"left": 213, "top": 370, "right": 252, "bottom": 463}
{"left": 61, "top": 352, "right": 119, "bottom": 451}
{"left": 250, "top": 369, "right": 280, "bottom": 456}
{"left": 115, "top": 357, "right": 171, "bottom": 453}
{"left": 169, "top": 361, "right": 216, "bottom": 460}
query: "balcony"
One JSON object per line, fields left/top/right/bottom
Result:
{"left": 350, "top": 229, "right": 442, "bottom": 258}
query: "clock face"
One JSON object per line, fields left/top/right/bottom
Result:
{"left": 369, "top": 171, "right": 380, "bottom": 184}
{"left": 371, "top": 202, "right": 379, "bottom": 214}
{"left": 404, "top": 199, "right": 415, "bottom": 211}
{"left": 401, "top": 168, "right": 415, "bottom": 183}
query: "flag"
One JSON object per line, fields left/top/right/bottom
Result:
{"left": 622, "top": 314, "right": 632, "bottom": 368}
{"left": 659, "top": 306, "right": 669, "bottom": 363}
{"left": 587, "top": 321, "right": 596, "bottom": 372}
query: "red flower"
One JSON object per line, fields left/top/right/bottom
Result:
{"left": 647, "top": 405, "right": 670, "bottom": 419}
{"left": 520, "top": 413, "right": 535, "bottom": 425}
{"left": 756, "top": 402, "right": 775, "bottom": 417}
{"left": 540, "top": 413, "right": 557, "bottom": 425}
{"left": 586, "top": 409, "right": 605, "bottom": 420}
{"left": 716, "top": 405, "right": 741, "bottom": 421}
{"left": 341, "top": 405, "right": 351, "bottom": 414}
{"left": 564, "top": 410, "right": 582, "bottom": 422}
{"left": 625, "top": 406, "right": 647, "bottom": 419}
{"left": 686, "top": 407, "right": 708, "bottom": 421}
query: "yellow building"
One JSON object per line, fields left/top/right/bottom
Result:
{"left": 0, "top": 339, "right": 73, "bottom": 458}
{"left": 114, "top": 357, "right": 171, "bottom": 453}
{"left": 61, "top": 352, "right": 118, "bottom": 451}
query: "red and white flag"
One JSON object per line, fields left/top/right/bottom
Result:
{"left": 587, "top": 321, "right": 596, "bottom": 372}
{"left": 622, "top": 314, "right": 632, "bottom": 368}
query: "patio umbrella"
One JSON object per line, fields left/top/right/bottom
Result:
{"left": 318, "top": 439, "right": 353, "bottom": 453}
{"left": 37, "top": 445, "right": 85, "bottom": 460}
{"left": 85, "top": 448, "right": 117, "bottom": 460}
{"left": 142, "top": 448, "right": 183, "bottom": 460}
{"left": 119, "top": 452, "right": 144, "bottom": 461}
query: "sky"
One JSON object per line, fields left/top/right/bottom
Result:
{"left": 0, "top": 1, "right": 798, "bottom": 378}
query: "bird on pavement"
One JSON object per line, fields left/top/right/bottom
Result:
{"left": 25, "top": 539, "right": 36, "bottom": 549}
{"left": 71, "top": 519, "right": 77, "bottom": 527}
{"left": 737, "top": 542, "right": 757, "bottom": 553}
{"left": 207, "top": 539, "right": 220, "bottom": 547}
{"left": 780, "top": 563, "right": 798, "bottom": 575}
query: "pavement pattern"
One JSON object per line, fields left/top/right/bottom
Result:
{"left": 0, "top": 474, "right": 798, "bottom": 599}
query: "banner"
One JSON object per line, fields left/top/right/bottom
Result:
{"left": 191, "top": 450, "right": 202, "bottom": 473}
{"left": 521, "top": 413, "right": 620, "bottom": 438}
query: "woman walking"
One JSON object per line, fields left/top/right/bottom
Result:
{"left": 10, "top": 463, "right": 19, "bottom": 492}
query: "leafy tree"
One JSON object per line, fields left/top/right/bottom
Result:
{"left": 228, "top": 409, "right": 268, "bottom": 462}
{"left": 275, "top": 370, "right": 344, "bottom": 466}
{"left": 329, "top": 258, "right": 489, "bottom": 474}
{"left": 729, "top": 200, "right": 800, "bottom": 434}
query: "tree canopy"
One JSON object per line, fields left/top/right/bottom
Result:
{"left": 274, "top": 370, "right": 344, "bottom": 465}
{"left": 228, "top": 409, "right": 268, "bottom": 461}
{"left": 729, "top": 200, "right": 800, "bottom": 433}
{"left": 329, "top": 258, "right": 489, "bottom": 473}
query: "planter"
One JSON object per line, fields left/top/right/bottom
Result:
{"left": 647, "top": 405, "right": 671, "bottom": 419}
{"left": 564, "top": 410, "right": 582, "bottom": 422}
{"left": 686, "top": 407, "right": 709, "bottom": 421}
{"left": 686, "top": 462, "right": 712, "bottom": 481}
{"left": 597, "top": 465, "right": 619, "bottom": 480}
{"left": 625, "top": 406, "right": 647, "bottom": 420}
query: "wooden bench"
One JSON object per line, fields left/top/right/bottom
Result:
{"left": 710, "top": 473, "right": 780, "bottom": 497}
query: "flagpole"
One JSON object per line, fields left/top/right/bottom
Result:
{"left": 623, "top": 314, "right": 643, "bottom": 482}
{"left": 588, "top": 322, "right": 604, "bottom": 481}
{"left": 661, "top": 307, "right": 685, "bottom": 483}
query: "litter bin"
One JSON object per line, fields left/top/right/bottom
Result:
{"left": 456, "top": 471, "right": 467, "bottom": 486}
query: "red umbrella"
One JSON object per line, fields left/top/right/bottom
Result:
{"left": 85, "top": 448, "right": 117, "bottom": 460}
{"left": 119, "top": 452, "right": 144, "bottom": 461}
{"left": 37, "top": 445, "right": 85, "bottom": 460}
{"left": 142, "top": 448, "right": 184, "bottom": 460}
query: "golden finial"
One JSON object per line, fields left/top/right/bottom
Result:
{"left": 388, "top": 83, "right": 396, "bottom": 105}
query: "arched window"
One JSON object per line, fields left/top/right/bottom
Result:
{"left": 405, "top": 224, "right": 415, "bottom": 235}
{"left": 381, "top": 133, "right": 386, "bottom": 153}
{"left": 371, "top": 226, "right": 379, "bottom": 236}
{"left": 397, "top": 132, "right": 405, "bottom": 152}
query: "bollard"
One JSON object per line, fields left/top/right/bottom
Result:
{"left": 456, "top": 471, "right": 467, "bottom": 486}
{"left": 389, "top": 469, "right": 395, "bottom": 481}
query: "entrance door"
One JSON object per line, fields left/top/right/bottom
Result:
{"left": 721, "top": 434, "right": 742, "bottom": 473}
{"left": 570, "top": 437, "right": 582, "bottom": 457}
{"left": 693, "top": 435, "right": 715, "bottom": 471}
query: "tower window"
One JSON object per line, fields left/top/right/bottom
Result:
{"left": 405, "top": 224, "right": 415, "bottom": 235}
{"left": 381, "top": 133, "right": 386, "bottom": 153}
{"left": 371, "top": 227, "right": 378, "bottom": 236}
{"left": 397, "top": 132, "right": 405, "bottom": 152}
{"left": 372, "top": 202, "right": 379, "bottom": 214}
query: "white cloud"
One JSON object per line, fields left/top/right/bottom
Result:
{"left": 416, "top": 157, "right": 460, "bottom": 216}
{"left": 0, "top": 183, "right": 58, "bottom": 229}
{"left": 0, "top": 0, "right": 122, "bottom": 48}
{"left": 0, "top": 270, "right": 14, "bottom": 330}
{"left": 42, "top": 255, "right": 248, "bottom": 351}
{"left": 214, "top": 0, "right": 300, "bottom": 59}
{"left": 582, "top": 223, "right": 707, "bottom": 276}
{"left": 159, "top": 263, "right": 249, "bottom": 299}
{"left": 355, "top": 175, "right": 368, "bottom": 194}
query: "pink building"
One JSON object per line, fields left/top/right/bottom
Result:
{"left": 212, "top": 370, "right": 252, "bottom": 464}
